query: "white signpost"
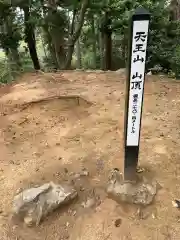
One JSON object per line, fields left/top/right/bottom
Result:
{"left": 124, "top": 7, "right": 150, "bottom": 180}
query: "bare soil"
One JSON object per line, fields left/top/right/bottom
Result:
{"left": 0, "top": 71, "right": 180, "bottom": 240}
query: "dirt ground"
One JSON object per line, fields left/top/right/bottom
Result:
{"left": 0, "top": 70, "right": 180, "bottom": 240}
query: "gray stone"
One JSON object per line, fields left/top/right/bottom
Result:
{"left": 106, "top": 170, "right": 157, "bottom": 206}
{"left": 12, "top": 182, "right": 78, "bottom": 226}
{"left": 115, "top": 68, "right": 126, "bottom": 74}
{"left": 81, "top": 198, "right": 96, "bottom": 208}
{"left": 147, "top": 71, "right": 152, "bottom": 75}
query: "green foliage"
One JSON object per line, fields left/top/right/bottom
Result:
{"left": 0, "top": 48, "right": 34, "bottom": 83}
{"left": 0, "top": 0, "right": 180, "bottom": 82}
{"left": 171, "top": 45, "right": 180, "bottom": 78}
{"left": 0, "top": 59, "right": 14, "bottom": 83}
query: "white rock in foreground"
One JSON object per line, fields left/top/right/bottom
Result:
{"left": 12, "top": 182, "right": 77, "bottom": 226}
{"left": 107, "top": 170, "right": 157, "bottom": 206}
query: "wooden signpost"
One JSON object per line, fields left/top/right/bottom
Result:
{"left": 124, "top": 7, "right": 150, "bottom": 181}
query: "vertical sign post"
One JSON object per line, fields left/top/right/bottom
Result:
{"left": 124, "top": 7, "right": 150, "bottom": 181}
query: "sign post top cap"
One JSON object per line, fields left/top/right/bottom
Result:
{"left": 134, "top": 7, "right": 150, "bottom": 16}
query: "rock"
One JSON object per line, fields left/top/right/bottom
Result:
{"left": 74, "top": 173, "right": 81, "bottom": 179}
{"left": 73, "top": 210, "right": 76, "bottom": 216}
{"left": 172, "top": 200, "right": 180, "bottom": 208}
{"left": 115, "top": 68, "right": 126, "bottom": 75}
{"left": 73, "top": 169, "right": 89, "bottom": 180}
{"left": 147, "top": 71, "right": 152, "bottom": 75}
{"left": 66, "top": 222, "right": 70, "bottom": 227}
{"left": 114, "top": 218, "right": 122, "bottom": 227}
{"left": 10, "top": 160, "right": 15, "bottom": 165}
{"left": 136, "top": 166, "right": 145, "bottom": 173}
{"left": 107, "top": 170, "right": 157, "bottom": 206}
{"left": 24, "top": 216, "right": 33, "bottom": 227}
{"left": 16, "top": 188, "right": 23, "bottom": 195}
{"left": 80, "top": 186, "right": 85, "bottom": 192}
{"left": 12, "top": 182, "right": 78, "bottom": 226}
{"left": 79, "top": 170, "right": 89, "bottom": 177}
{"left": 82, "top": 198, "right": 96, "bottom": 208}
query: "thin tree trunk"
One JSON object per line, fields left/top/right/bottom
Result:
{"left": 99, "top": 20, "right": 104, "bottom": 70}
{"left": 64, "top": 0, "right": 89, "bottom": 69}
{"left": 47, "top": 0, "right": 66, "bottom": 69}
{"left": 170, "top": 0, "right": 180, "bottom": 20}
{"left": 42, "top": 25, "right": 59, "bottom": 68}
{"left": 2, "top": 19, "right": 21, "bottom": 70}
{"left": 91, "top": 16, "right": 96, "bottom": 69}
{"left": 76, "top": 37, "right": 82, "bottom": 68}
{"left": 10, "top": 48, "right": 21, "bottom": 69}
{"left": 104, "top": 11, "right": 112, "bottom": 70}
{"left": 40, "top": 0, "right": 58, "bottom": 68}
{"left": 23, "top": 6, "right": 41, "bottom": 70}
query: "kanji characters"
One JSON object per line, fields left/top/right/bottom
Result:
{"left": 134, "top": 31, "right": 147, "bottom": 42}
{"left": 133, "top": 55, "right": 144, "bottom": 63}
{"left": 133, "top": 44, "right": 145, "bottom": 53}
{"left": 132, "top": 72, "right": 142, "bottom": 79}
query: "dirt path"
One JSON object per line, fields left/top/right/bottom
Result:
{"left": 0, "top": 71, "right": 180, "bottom": 239}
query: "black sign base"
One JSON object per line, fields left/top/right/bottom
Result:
{"left": 124, "top": 146, "right": 139, "bottom": 181}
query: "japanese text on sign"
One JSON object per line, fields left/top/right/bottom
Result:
{"left": 126, "top": 20, "right": 149, "bottom": 146}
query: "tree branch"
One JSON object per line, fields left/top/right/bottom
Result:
{"left": 72, "top": 0, "right": 89, "bottom": 43}
{"left": 69, "top": 8, "right": 77, "bottom": 36}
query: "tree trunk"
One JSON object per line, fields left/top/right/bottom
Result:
{"left": 104, "top": 11, "right": 112, "bottom": 70}
{"left": 42, "top": 24, "right": 59, "bottom": 69}
{"left": 121, "top": 36, "right": 126, "bottom": 67}
{"left": 91, "top": 16, "right": 96, "bottom": 69}
{"left": 170, "top": 0, "right": 180, "bottom": 20}
{"left": 2, "top": 17, "right": 21, "bottom": 70}
{"left": 23, "top": 6, "right": 41, "bottom": 70}
{"left": 99, "top": 30, "right": 104, "bottom": 70}
{"left": 64, "top": 0, "right": 89, "bottom": 69}
{"left": 40, "top": 0, "right": 58, "bottom": 68}
{"left": 76, "top": 37, "right": 82, "bottom": 69}
{"left": 47, "top": 0, "right": 66, "bottom": 69}
{"left": 10, "top": 48, "right": 21, "bottom": 69}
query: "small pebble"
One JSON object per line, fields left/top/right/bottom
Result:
{"left": 74, "top": 173, "right": 80, "bottom": 179}
{"left": 12, "top": 225, "right": 18, "bottom": 231}
{"left": 16, "top": 188, "right": 23, "bottom": 194}
{"left": 172, "top": 200, "right": 180, "bottom": 208}
{"left": 136, "top": 167, "right": 145, "bottom": 173}
{"left": 80, "top": 186, "right": 85, "bottom": 191}
{"left": 82, "top": 198, "right": 96, "bottom": 208}
{"left": 113, "top": 168, "right": 120, "bottom": 172}
{"left": 114, "top": 218, "right": 122, "bottom": 227}
{"left": 24, "top": 216, "right": 33, "bottom": 227}
{"left": 72, "top": 210, "right": 76, "bottom": 216}
{"left": 66, "top": 222, "right": 70, "bottom": 227}
{"left": 55, "top": 172, "right": 61, "bottom": 177}
{"left": 80, "top": 170, "right": 89, "bottom": 177}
